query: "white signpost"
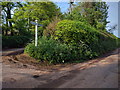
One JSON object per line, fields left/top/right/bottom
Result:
{"left": 30, "top": 20, "right": 43, "bottom": 46}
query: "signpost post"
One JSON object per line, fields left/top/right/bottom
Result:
{"left": 30, "top": 20, "right": 43, "bottom": 47}
{"left": 35, "top": 20, "right": 38, "bottom": 47}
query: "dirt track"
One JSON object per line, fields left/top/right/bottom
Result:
{"left": 2, "top": 49, "right": 119, "bottom": 88}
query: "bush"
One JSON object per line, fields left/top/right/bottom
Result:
{"left": 90, "top": 31, "right": 118, "bottom": 55}
{"left": 25, "top": 37, "right": 68, "bottom": 63}
{"left": 2, "top": 35, "right": 30, "bottom": 48}
{"left": 25, "top": 37, "right": 93, "bottom": 64}
{"left": 54, "top": 20, "right": 98, "bottom": 44}
{"left": 25, "top": 20, "right": 119, "bottom": 64}
{"left": 55, "top": 20, "right": 118, "bottom": 56}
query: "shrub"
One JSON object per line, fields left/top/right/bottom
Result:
{"left": 55, "top": 20, "right": 118, "bottom": 56}
{"left": 54, "top": 20, "right": 98, "bottom": 44}
{"left": 90, "top": 31, "right": 118, "bottom": 55}
{"left": 25, "top": 20, "right": 119, "bottom": 64}
{"left": 25, "top": 37, "right": 68, "bottom": 63}
{"left": 25, "top": 37, "right": 93, "bottom": 64}
{"left": 2, "top": 35, "right": 30, "bottom": 48}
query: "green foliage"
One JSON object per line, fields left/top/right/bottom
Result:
{"left": 55, "top": 20, "right": 118, "bottom": 56}
{"left": 12, "top": 2, "right": 62, "bottom": 36}
{"left": 2, "top": 1, "right": 119, "bottom": 65}
{"left": 25, "top": 37, "right": 93, "bottom": 64}
{"left": 25, "top": 37, "right": 68, "bottom": 63}
{"left": 25, "top": 20, "right": 119, "bottom": 64}
{"left": 63, "top": 7, "right": 86, "bottom": 22}
{"left": 54, "top": 20, "right": 98, "bottom": 45}
{"left": 64, "top": 2, "right": 109, "bottom": 30}
{"left": 2, "top": 36, "right": 30, "bottom": 48}
{"left": 1, "top": 2, "right": 23, "bottom": 36}
{"left": 118, "top": 38, "right": 120, "bottom": 47}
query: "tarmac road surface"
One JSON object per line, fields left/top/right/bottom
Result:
{"left": 2, "top": 49, "right": 119, "bottom": 88}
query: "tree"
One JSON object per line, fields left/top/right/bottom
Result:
{"left": 64, "top": 1, "right": 109, "bottom": 30}
{"left": 1, "top": 2, "right": 23, "bottom": 35}
{"left": 12, "top": 1, "right": 62, "bottom": 36}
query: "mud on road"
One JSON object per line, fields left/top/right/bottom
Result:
{"left": 2, "top": 48, "right": 120, "bottom": 88}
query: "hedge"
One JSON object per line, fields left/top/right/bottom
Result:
{"left": 54, "top": 20, "right": 119, "bottom": 56}
{"left": 25, "top": 20, "right": 120, "bottom": 64}
{"left": 2, "top": 36, "right": 30, "bottom": 48}
{"left": 25, "top": 37, "right": 93, "bottom": 64}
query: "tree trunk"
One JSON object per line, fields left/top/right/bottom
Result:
{"left": 5, "top": 19, "right": 8, "bottom": 36}
{"left": 7, "top": 5, "right": 13, "bottom": 36}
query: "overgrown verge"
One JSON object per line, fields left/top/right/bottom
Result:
{"left": 25, "top": 20, "right": 120, "bottom": 64}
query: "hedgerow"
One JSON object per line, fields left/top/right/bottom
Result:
{"left": 25, "top": 20, "right": 119, "bottom": 64}
{"left": 2, "top": 36, "right": 30, "bottom": 48}
{"left": 54, "top": 20, "right": 118, "bottom": 56}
